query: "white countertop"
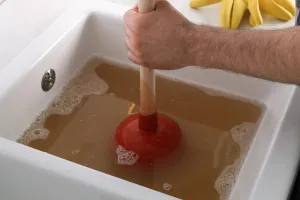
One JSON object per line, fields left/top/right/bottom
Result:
{"left": 0, "top": 0, "right": 295, "bottom": 72}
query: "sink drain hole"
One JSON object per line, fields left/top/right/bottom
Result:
{"left": 41, "top": 69, "right": 56, "bottom": 92}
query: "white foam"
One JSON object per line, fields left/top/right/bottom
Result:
{"left": 163, "top": 183, "right": 172, "bottom": 192}
{"left": 116, "top": 145, "right": 139, "bottom": 165}
{"left": 215, "top": 122, "right": 257, "bottom": 200}
{"left": 72, "top": 149, "right": 80, "bottom": 155}
{"left": 18, "top": 64, "right": 109, "bottom": 145}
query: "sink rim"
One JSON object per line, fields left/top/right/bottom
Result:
{"left": 0, "top": 0, "right": 299, "bottom": 200}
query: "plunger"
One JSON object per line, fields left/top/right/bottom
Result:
{"left": 115, "top": 0, "right": 181, "bottom": 165}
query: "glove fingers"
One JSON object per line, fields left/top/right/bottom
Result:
{"left": 220, "top": 0, "right": 234, "bottom": 28}
{"left": 248, "top": 0, "right": 263, "bottom": 26}
{"left": 260, "top": 0, "right": 293, "bottom": 21}
{"left": 249, "top": 15, "right": 256, "bottom": 26}
{"left": 230, "top": 0, "right": 247, "bottom": 29}
{"left": 273, "top": 0, "right": 295, "bottom": 16}
{"left": 190, "top": 0, "right": 221, "bottom": 8}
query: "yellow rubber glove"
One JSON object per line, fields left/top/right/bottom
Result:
{"left": 259, "top": 0, "right": 295, "bottom": 21}
{"left": 190, "top": 0, "right": 295, "bottom": 29}
{"left": 190, "top": 0, "right": 221, "bottom": 8}
{"left": 190, "top": 0, "right": 262, "bottom": 29}
{"left": 221, "top": 0, "right": 263, "bottom": 28}
{"left": 247, "top": 0, "right": 263, "bottom": 27}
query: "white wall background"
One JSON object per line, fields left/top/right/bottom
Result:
{"left": 0, "top": 0, "right": 139, "bottom": 70}
{"left": 0, "top": 0, "right": 73, "bottom": 69}
{"left": 0, "top": 0, "right": 294, "bottom": 71}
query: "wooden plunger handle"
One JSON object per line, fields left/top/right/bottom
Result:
{"left": 138, "top": 0, "right": 156, "bottom": 116}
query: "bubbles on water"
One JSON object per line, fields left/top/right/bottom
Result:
{"left": 18, "top": 64, "right": 109, "bottom": 145}
{"left": 116, "top": 145, "right": 139, "bottom": 165}
{"left": 231, "top": 122, "right": 255, "bottom": 147}
{"left": 48, "top": 69, "right": 109, "bottom": 115}
{"left": 215, "top": 122, "right": 256, "bottom": 200}
{"left": 163, "top": 183, "right": 172, "bottom": 191}
{"left": 72, "top": 149, "right": 80, "bottom": 155}
{"left": 18, "top": 127, "right": 49, "bottom": 145}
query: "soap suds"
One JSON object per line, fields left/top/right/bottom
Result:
{"left": 163, "top": 183, "right": 173, "bottom": 191}
{"left": 18, "top": 64, "right": 109, "bottom": 145}
{"left": 116, "top": 145, "right": 139, "bottom": 165}
{"left": 215, "top": 122, "right": 256, "bottom": 200}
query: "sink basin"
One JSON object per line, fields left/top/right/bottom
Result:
{"left": 0, "top": 0, "right": 300, "bottom": 200}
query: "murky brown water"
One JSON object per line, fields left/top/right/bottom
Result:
{"left": 18, "top": 60, "right": 263, "bottom": 200}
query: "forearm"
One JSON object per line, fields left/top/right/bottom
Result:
{"left": 188, "top": 25, "right": 300, "bottom": 84}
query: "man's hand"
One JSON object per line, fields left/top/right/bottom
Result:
{"left": 124, "top": 0, "right": 300, "bottom": 85}
{"left": 123, "top": 0, "right": 194, "bottom": 70}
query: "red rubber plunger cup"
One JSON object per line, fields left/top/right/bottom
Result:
{"left": 115, "top": 0, "right": 181, "bottom": 165}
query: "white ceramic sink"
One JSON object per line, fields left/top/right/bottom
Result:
{"left": 0, "top": 0, "right": 300, "bottom": 200}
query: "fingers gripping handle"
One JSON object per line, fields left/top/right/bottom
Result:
{"left": 138, "top": 0, "right": 156, "bottom": 116}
